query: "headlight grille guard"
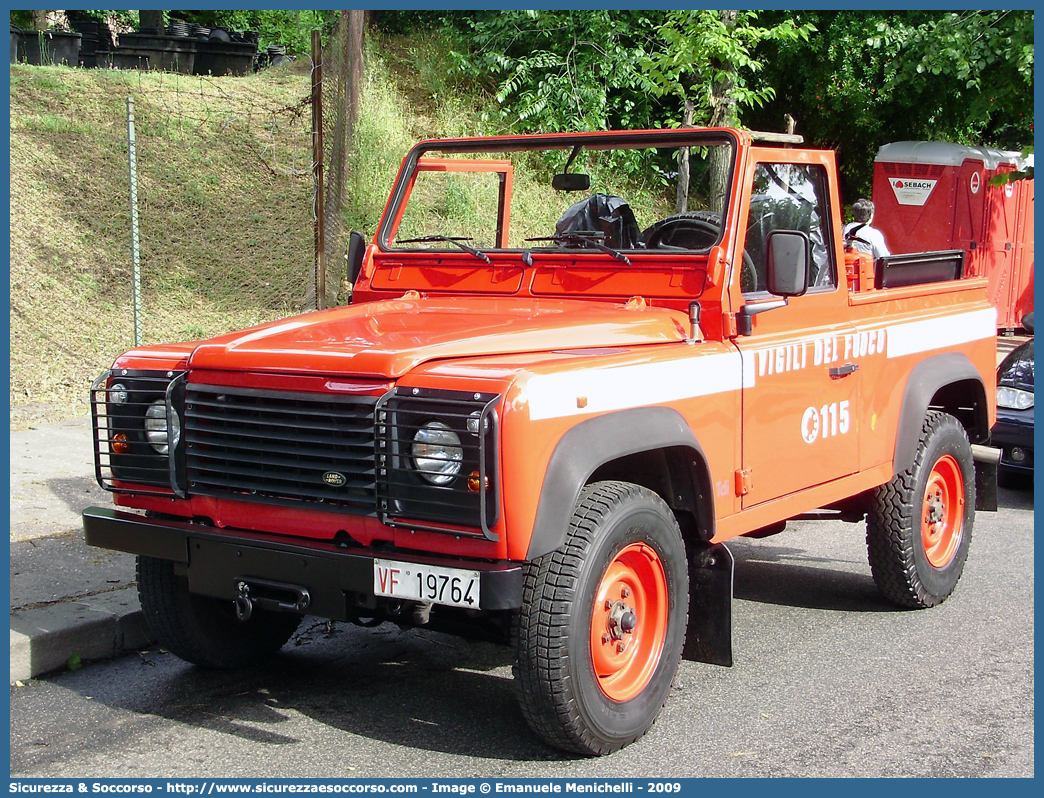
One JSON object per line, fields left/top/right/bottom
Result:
{"left": 374, "top": 387, "right": 502, "bottom": 542}
{"left": 90, "top": 369, "right": 187, "bottom": 497}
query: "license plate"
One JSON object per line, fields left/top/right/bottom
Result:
{"left": 373, "top": 559, "right": 481, "bottom": 609}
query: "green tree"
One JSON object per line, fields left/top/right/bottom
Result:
{"left": 449, "top": 10, "right": 662, "bottom": 135}
{"left": 640, "top": 10, "right": 813, "bottom": 210}
{"left": 747, "top": 10, "right": 1033, "bottom": 199}
{"left": 873, "top": 10, "right": 1033, "bottom": 135}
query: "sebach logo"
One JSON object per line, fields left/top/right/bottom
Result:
{"left": 889, "top": 177, "right": 937, "bottom": 207}
{"left": 894, "top": 179, "right": 934, "bottom": 190}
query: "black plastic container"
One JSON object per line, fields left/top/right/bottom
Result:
{"left": 166, "top": 20, "right": 191, "bottom": 38}
{"left": 20, "top": 30, "right": 82, "bottom": 66}
{"left": 195, "top": 39, "right": 256, "bottom": 76}
{"left": 109, "top": 52, "right": 149, "bottom": 70}
{"left": 115, "top": 32, "right": 197, "bottom": 74}
{"left": 67, "top": 18, "right": 99, "bottom": 67}
{"left": 267, "top": 44, "right": 287, "bottom": 68}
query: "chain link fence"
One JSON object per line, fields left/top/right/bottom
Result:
{"left": 10, "top": 63, "right": 317, "bottom": 423}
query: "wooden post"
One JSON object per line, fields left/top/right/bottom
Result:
{"left": 346, "top": 10, "right": 364, "bottom": 139}
{"left": 311, "top": 29, "right": 326, "bottom": 310}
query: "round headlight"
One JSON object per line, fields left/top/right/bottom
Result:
{"left": 412, "top": 421, "right": 463, "bottom": 485}
{"left": 144, "top": 400, "right": 181, "bottom": 455}
{"left": 109, "top": 383, "right": 128, "bottom": 405}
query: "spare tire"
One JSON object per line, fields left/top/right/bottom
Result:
{"left": 642, "top": 211, "right": 757, "bottom": 292}
{"left": 640, "top": 211, "right": 723, "bottom": 251}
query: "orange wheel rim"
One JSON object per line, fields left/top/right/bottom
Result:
{"left": 921, "top": 454, "right": 965, "bottom": 568}
{"left": 589, "top": 542, "right": 669, "bottom": 702}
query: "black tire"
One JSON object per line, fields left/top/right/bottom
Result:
{"left": 640, "top": 212, "right": 757, "bottom": 291}
{"left": 866, "top": 411, "right": 975, "bottom": 608}
{"left": 137, "top": 556, "right": 301, "bottom": 669}
{"left": 513, "top": 482, "right": 689, "bottom": 756}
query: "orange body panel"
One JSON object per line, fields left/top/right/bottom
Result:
{"left": 102, "top": 127, "right": 997, "bottom": 567}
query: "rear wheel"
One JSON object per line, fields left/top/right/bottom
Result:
{"left": 866, "top": 411, "right": 975, "bottom": 608}
{"left": 513, "top": 482, "right": 688, "bottom": 755}
{"left": 137, "top": 556, "right": 301, "bottom": 669}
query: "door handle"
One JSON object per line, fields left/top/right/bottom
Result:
{"left": 829, "top": 363, "right": 859, "bottom": 379}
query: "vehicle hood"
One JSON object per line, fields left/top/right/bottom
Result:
{"left": 187, "top": 297, "right": 687, "bottom": 378}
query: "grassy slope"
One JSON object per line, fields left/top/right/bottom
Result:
{"left": 10, "top": 62, "right": 317, "bottom": 427}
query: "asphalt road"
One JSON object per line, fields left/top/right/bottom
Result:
{"left": 10, "top": 483, "right": 1034, "bottom": 779}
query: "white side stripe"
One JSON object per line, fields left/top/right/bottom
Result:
{"left": 886, "top": 308, "right": 997, "bottom": 359}
{"left": 526, "top": 352, "right": 742, "bottom": 421}
{"left": 525, "top": 308, "right": 993, "bottom": 420}
{"left": 742, "top": 350, "right": 757, "bottom": 389}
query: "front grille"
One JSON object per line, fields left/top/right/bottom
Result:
{"left": 184, "top": 384, "right": 379, "bottom": 513}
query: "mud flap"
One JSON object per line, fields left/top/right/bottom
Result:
{"left": 682, "top": 541, "right": 734, "bottom": 667}
{"left": 972, "top": 444, "right": 1000, "bottom": 512}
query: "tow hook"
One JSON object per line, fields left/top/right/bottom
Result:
{"left": 233, "top": 577, "right": 311, "bottom": 621}
{"left": 235, "top": 581, "right": 253, "bottom": 622}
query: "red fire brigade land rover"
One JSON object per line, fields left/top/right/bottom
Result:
{"left": 84, "top": 128, "right": 999, "bottom": 756}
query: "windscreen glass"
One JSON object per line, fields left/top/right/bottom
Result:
{"left": 396, "top": 170, "right": 504, "bottom": 248}
{"left": 388, "top": 138, "right": 736, "bottom": 254}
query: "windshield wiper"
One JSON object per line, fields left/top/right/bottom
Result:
{"left": 394, "top": 234, "right": 492, "bottom": 265}
{"left": 525, "top": 231, "right": 631, "bottom": 265}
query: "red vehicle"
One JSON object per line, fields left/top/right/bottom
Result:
{"left": 85, "top": 128, "right": 999, "bottom": 756}
{"left": 872, "top": 141, "right": 1034, "bottom": 331}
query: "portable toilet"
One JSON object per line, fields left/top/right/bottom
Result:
{"left": 872, "top": 141, "right": 1034, "bottom": 330}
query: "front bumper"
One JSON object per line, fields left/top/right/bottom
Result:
{"left": 82, "top": 506, "right": 523, "bottom": 618}
{"left": 992, "top": 410, "right": 1034, "bottom": 473}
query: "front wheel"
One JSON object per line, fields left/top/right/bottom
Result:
{"left": 866, "top": 411, "right": 975, "bottom": 608}
{"left": 513, "top": 482, "right": 689, "bottom": 755}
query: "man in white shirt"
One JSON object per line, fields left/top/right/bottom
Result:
{"left": 843, "top": 198, "right": 890, "bottom": 259}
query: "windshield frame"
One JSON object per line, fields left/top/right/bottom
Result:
{"left": 377, "top": 129, "right": 741, "bottom": 254}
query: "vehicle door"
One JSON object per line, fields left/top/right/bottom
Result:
{"left": 732, "top": 155, "right": 861, "bottom": 508}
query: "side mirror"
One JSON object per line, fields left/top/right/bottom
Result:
{"left": 766, "top": 230, "right": 810, "bottom": 297}
{"left": 1022, "top": 312, "right": 1034, "bottom": 335}
{"left": 551, "top": 173, "right": 591, "bottom": 192}
{"left": 345, "top": 230, "right": 366, "bottom": 289}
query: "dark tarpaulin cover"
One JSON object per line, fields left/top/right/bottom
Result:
{"left": 554, "top": 193, "right": 641, "bottom": 249}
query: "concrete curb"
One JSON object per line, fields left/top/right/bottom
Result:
{"left": 10, "top": 586, "right": 155, "bottom": 683}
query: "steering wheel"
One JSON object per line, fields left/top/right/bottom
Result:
{"left": 738, "top": 250, "right": 758, "bottom": 293}
{"left": 642, "top": 213, "right": 721, "bottom": 251}
{"left": 642, "top": 212, "right": 758, "bottom": 292}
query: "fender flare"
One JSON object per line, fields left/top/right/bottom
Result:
{"left": 526, "top": 407, "right": 715, "bottom": 560}
{"left": 893, "top": 352, "right": 988, "bottom": 475}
